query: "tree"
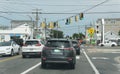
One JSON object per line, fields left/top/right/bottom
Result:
{"left": 72, "top": 33, "right": 85, "bottom": 39}
{"left": 50, "top": 30, "right": 63, "bottom": 38}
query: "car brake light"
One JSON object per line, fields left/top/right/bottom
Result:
{"left": 42, "top": 57, "right": 46, "bottom": 60}
{"left": 36, "top": 44, "right": 41, "bottom": 46}
{"left": 23, "top": 44, "right": 27, "bottom": 46}
{"left": 64, "top": 48, "right": 73, "bottom": 50}
{"left": 67, "top": 57, "right": 72, "bottom": 61}
{"left": 43, "top": 47, "right": 50, "bottom": 50}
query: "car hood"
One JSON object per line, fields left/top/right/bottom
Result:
{"left": 0, "top": 46, "right": 11, "bottom": 50}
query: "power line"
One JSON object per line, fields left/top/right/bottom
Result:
{"left": 83, "top": 0, "right": 110, "bottom": 13}
{"left": 1, "top": 11, "right": 120, "bottom": 14}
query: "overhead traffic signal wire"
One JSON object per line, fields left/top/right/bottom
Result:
{"left": 83, "top": 0, "right": 109, "bottom": 13}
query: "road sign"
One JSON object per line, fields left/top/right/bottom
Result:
{"left": 88, "top": 28, "right": 94, "bottom": 35}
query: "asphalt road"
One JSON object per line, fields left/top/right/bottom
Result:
{"left": 0, "top": 46, "right": 119, "bottom": 74}
{"left": 0, "top": 48, "right": 94, "bottom": 74}
{"left": 85, "top": 46, "right": 120, "bottom": 74}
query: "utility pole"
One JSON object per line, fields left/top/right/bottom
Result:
{"left": 101, "top": 19, "right": 105, "bottom": 44}
{"left": 32, "top": 9, "right": 41, "bottom": 29}
{"left": 44, "top": 18, "right": 47, "bottom": 40}
{"left": 32, "top": 9, "right": 41, "bottom": 39}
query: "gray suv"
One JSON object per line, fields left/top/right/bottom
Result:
{"left": 41, "top": 38, "right": 76, "bottom": 69}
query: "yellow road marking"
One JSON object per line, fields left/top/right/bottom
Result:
{"left": 0, "top": 55, "right": 21, "bottom": 63}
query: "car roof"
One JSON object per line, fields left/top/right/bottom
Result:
{"left": 47, "top": 38, "right": 71, "bottom": 41}
{"left": 25, "top": 39, "right": 41, "bottom": 41}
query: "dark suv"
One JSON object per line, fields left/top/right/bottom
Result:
{"left": 71, "top": 40, "right": 81, "bottom": 55}
{"left": 41, "top": 38, "right": 76, "bottom": 69}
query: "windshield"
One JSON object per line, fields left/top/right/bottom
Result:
{"left": 25, "top": 41, "right": 39, "bottom": 45}
{"left": 45, "top": 40, "right": 71, "bottom": 48}
{"left": 0, "top": 41, "right": 11, "bottom": 46}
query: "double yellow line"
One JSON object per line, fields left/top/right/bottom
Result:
{"left": 0, "top": 55, "right": 21, "bottom": 63}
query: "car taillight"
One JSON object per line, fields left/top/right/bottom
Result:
{"left": 43, "top": 47, "right": 50, "bottom": 50}
{"left": 42, "top": 57, "right": 46, "bottom": 60}
{"left": 64, "top": 48, "right": 73, "bottom": 50}
{"left": 67, "top": 57, "right": 73, "bottom": 61}
{"left": 36, "top": 44, "right": 41, "bottom": 46}
{"left": 23, "top": 44, "right": 27, "bottom": 46}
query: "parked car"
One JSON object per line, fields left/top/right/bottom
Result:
{"left": 71, "top": 40, "right": 81, "bottom": 55}
{"left": 12, "top": 38, "right": 24, "bottom": 47}
{"left": 98, "top": 40, "right": 117, "bottom": 47}
{"left": 22, "top": 39, "right": 45, "bottom": 58}
{"left": 0, "top": 41, "right": 21, "bottom": 56}
{"left": 41, "top": 38, "right": 76, "bottom": 69}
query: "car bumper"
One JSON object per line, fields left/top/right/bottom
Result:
{"left": 0, "top": 51, "right": 11, "bottom": 55}
{"left": 41, "top": 57, "right": 75, "bottom": 64}
{"left": 22, "top": 52, "right": 41, "bottom": 56}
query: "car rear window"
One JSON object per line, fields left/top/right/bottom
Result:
{"left": 25, "top": 41, "right": 39, "bottom": 45}
{"left": 72, "top": 41, "right": 78, "bottom": 45}
{"left": 45, "top": 40, "right": 71, "bottom": 48}
{"left": 0, "top": 41, "right": 11, "bottom": 46}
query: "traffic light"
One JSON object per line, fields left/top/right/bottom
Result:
{"left": 80, "top": 13, "right": 84, "bottom": 20}
{"left": 69, "top": 17, "right": 72, "bottom": 24}
{"left": 96, "top": 25, "right": 99, "bottom": 33}
{"left": 65, "top": 19, "right": 69, "bottom": 25}
{"left": 54, "top": 21, "right": 58, "bottom": 27}
{"left": 75, "top": 15, "right": 79, "bottom": 22}
{"left": 49, "top": 22, "right": 54, "bottom": 29}
{"left": 40, "top": 22, "right": 46, "bottom": 28}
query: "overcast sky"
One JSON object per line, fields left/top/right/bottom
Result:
{"left": 0, "top": 0, "right": 120, "bottom": 36}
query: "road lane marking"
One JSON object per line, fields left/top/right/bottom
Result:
{"left": 92, "top": 57, "right": 109, "bottom": 60}
{"left": 0, "top": 55, "right": 21, "bottom": 63}
{"left": 20, "top": 56, "right": 80, "bottom": 74}
{"left": 21, "top": 62, "right": 41, "bottom": 74}
{"left": 82, "top": 48, "right": 100, "bottom": 74}
{"left": 76, "top": 56, "right": 80, "bottom": 59}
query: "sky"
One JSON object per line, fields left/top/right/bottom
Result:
{"left": 0, "top": 0, "right": 120, "bottom": 36}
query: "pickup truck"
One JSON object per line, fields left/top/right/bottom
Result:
{"left": 99, "top": 40, "right": 117, "bottom": 47}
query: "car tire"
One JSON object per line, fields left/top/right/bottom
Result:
{"left": 69, "top": 63, "right": 75, "bottom": 69}
{"left": 22, "top": 55, "right": 26, "bottom": 58}
{"left": 41, "top": 63, "right": 47, "bottom": 69}
{"left": 77, "top": 51, "right": 80, "bottom": 55}
{"left": 101, "top": 44, "right": 104, "bottom": 47}
{"left": 10, "top": 50, "right": 14, "bottom": 56}
{"left": 111, "top": 44, "right": 115, "bottom": 47}
{"left": 17, "top": 48, "right": 21, "bottom": 55}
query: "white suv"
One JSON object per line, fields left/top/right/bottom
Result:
{"left": 99, "top": 40, "right": 117, "bottom": 47}
{"left": 22, "top": 39, "right": 45, "bottom": 58}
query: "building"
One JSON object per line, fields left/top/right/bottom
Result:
{"left": 95, "top": 18, "right": 120, "bottom": 44}
{"left": 0, "top": 24, "right": 31, "bottom": 42}
{"left": 0, "top": 20, "right": 51, "bottom": 41}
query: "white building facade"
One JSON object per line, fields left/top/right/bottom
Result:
{"left": 0, "top": 24, "right": 31, "bottom": 42}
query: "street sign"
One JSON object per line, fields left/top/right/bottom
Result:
{"left": 88, "top": 28, "right": 94, "bottom": 35}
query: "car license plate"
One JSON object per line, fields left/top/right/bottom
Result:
{"left": 52, "top": 49, "right": 63, "bottom": 55}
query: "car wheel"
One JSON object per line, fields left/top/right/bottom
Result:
{"left": 69, "top": 63, "right": 75, "bottom": 69}
{"left": 17, "top": 48, "right": 21, "bottom": 55}
{"left": 22, "top": 55, "right": 26, "bottom": 58}
{"left": 10, "top": 50, "right": 14, "bottom": 56}
{"left": 41, "top": 63, "right": 47, "bottom": 68}
{"left": 111, "top": 44, "right": 115, "bottom": 47}
{"left": 77, "top": 51, "right": 80, "bottom": 55}
{"left": 101, "top": 44, "right": 104, "bottom": 47}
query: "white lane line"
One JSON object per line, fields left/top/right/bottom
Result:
{"left": 92, "top": 57, "right": 109, "bottom": 60}
{"left": 76, "top": 56, "right": 80, "bottom": 59}
{"left": 20, "top": 62, "right": 41, "bottom": 74}
{"left": 82, "top": 49, "right": 100, "bottom": 74}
